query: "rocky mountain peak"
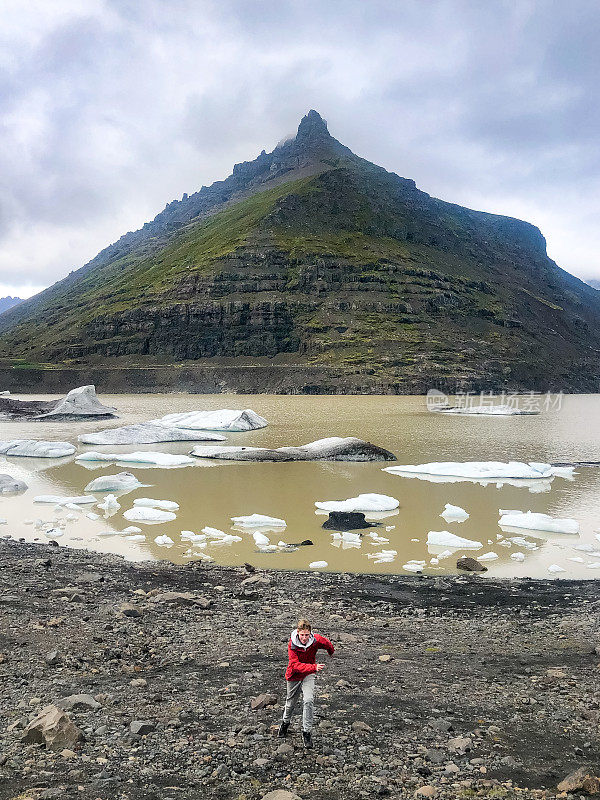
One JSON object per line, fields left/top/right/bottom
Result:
{"left": 295, "top": 109, "right": 330, "bottom": 143}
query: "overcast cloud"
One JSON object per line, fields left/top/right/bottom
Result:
{"left": 1, "top": 0, "right": 599, "bottom": 297}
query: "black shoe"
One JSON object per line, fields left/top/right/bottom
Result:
{"left": 278, "top": 721, "right": 290, "bottom": 738}
{"left": 302, "top": 731, "right": 313, "bottom": 749}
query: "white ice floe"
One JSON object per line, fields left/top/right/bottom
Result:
{"left": 385, "top": 525, "right": 395, "bottom": 531}
{"left": 181, "top": 530, "right": 206, "bottom": 543}
{"left": 44, "top": 528, "right": 63, "bottom": 538}
{"left": 230, "top": 513, "right": 286, "bottom": 528}
{"left": 33, "top": 495, "right": 95, "bottom": 505}
{"left": 547, "top": 564, "right": 566, "bottom": 574}
{"left": 134, "top": 498, "right": 179, "bottom": 511}
{"left": 98, "top": 494, "right": 120, "bottom": 512}
{"left": 384, "top": 461, "right": 572, "bottom": 481}
{"left": 76, "top": 451, "right": 194, "bottom": 467}
{"left": 79, "top": 423, "right": 226, "bottom": 445}
{"left": 567, "top": 557, "right": 585, "bottom": 563}
{"left": 154, "top": 535, "right": 174, "bottom": 546}
{"left": 440, "top": 503, "right": 469, "bottom": 523}
{"left": 123, "top": 526, "right": 142, "bottom": 534}
{"left": 433, "top": 404, "right": 538, "bottom": 416}
{"left": 499, "top": 510, "right": 579, "bottom": 534}
{"left": 86, "top": 512, "right": 100, "bottom": 520}
{"left": 477, "top": 552, "right": 499, "bottom": 561}
{"left": 315, "top": 493, "right": 399, "bottom": 513}
{"left": 123, "top": 507, "right": 177, "bottom": 523}
{"left": 201, "top": 526, "right": 226, "bottom": 538}
{"left": 252, "top": 532, "right": 270, "bottom": 546}
{"left": 587, "top": 562, "right": 600, "bottom": 569}
{"left": 367, "top": 532, "right": 389, "bottom": 544}
{"left": 84, "top": 472, "right": 143, "bottom": 493}
{"left": 153, "top": 409, "right": 268, "bottom": 432}
{"left": 0, "top": 440, "right": 76, "bottom": 458}
{"left": 402, "top": 560, "right": 425, "bottom": 572}
{"left": 331, "top": 531, "right": 362, "bottom": 543}
{"left": 309, "top": 561, "right": 328, "bottom": 569}
{"left": 128, "top": 535, "right": 146, "bottom": 542}
{"left": 509, "top": 536, "right": 538, "bottom": 550}
{"left": 510, "top": 552, "right": 525, "bottom": 562}
{"left": 35, "top": 385, "right": 117, "bottom": 419}
{"left": 426, "top": 530, "right": 483, "bottom": 549}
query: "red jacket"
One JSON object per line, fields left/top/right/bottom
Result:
{"left": 285, "top": 630, "right": 335, "bottom": 682}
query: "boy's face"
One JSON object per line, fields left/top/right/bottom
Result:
{"left": 298, "top": 628, "right": 311, "bottom": 644}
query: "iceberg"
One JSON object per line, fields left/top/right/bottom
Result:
{"left": 498, "top": 510, "right": 579, "bottom": 534}
{"left": 153, "top": 409, "right": 267, "bottom": 432}
{"left": 477, "top": 552, "right": 499, "bottom": 561}
{"left": 315, "top": 493, "right": 399, "bottom": 513}
{"left": 123, "top": 526, "right": 142, "bottom": 534}
{"left": 384, "top": 461, "right": 571, "bottom": 481}
{"left": 0, "top": 474, "right": 28, "bottom": 494}
{"left": 0, "top": 440, "right": 75, "bottom": 458}
{"left": 309, "top": 561, "right": 328, "bottom": 569}
{"left": 33, "top": 495, "right": 96, "bottom": 505}
{"left": 134, "top": 498, "right": 179, "bottom": 511}
{"left": 427, "top": 530, "right": 483, "bottom": 549}
{"left": 402, "top": 561, "right": 424, "bottom": 572}
{"left": 79, "top": 423, "right": 226, "bottom": 445}
{"left": 252, "top": 532, "right": 270, "bottom": 546}
{"left": 0, "top": 385, "right": 116, "bottom": 420}
{"left": 440, "top": 503, "right": 469, "bottom": 523}
{"left": 76, "top": 451, "right": 194, "bottom": 467}
{"left": 123, "top": 507, "right": 177, "bottom": 523}
{"left": 331, "top": 531, "right": 362, "bottom": 543}
{"left": 84, "top": 472, "right": 142, "bottom": 493}
{"left": 230, "top": 514, "right": 286, "bottom": 528}
{"left": 547, "top": 563, "right": 566, "bottom": 574}
{"left": 154, "top": 534, "right": 174, "bottom": 546}
{"left": 433, "top": 404, "right": 539, "bottom": 416}
{"left": 510, "top": 552, "right": 525, "bottom": 562}
{"left": 181, "top": 530, "right": 206, "bottom": 543}
{"left": 191, "top": 437, "right": 396, "bottom": 462}
{"left": 98, "top": 494, "right": 120, "bottom": 513}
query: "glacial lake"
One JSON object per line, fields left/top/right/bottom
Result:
{"left": 1, "top": 393, "right": 600, "bottom": 578}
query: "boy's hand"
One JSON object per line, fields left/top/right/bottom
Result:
{"left": 316, "top": 664, "right": 325, "bottom": 672}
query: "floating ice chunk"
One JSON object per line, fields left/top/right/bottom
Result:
{"left": 154, "top": 535, "right": 174, "bottom": 546}
{"left": 440, "top": 503, "right": 469, "bottom": 523}
{"left": 44, "top": 528, "right": 63, "bottom": 538}
{"left": 65, "top": 513, "right": 77, "bottom": 522}
{"left": 86, "top": 511, "right": 100, "bottom": 520}
{"left": 402, "top": 562, "right": 424, "bottom": 572}
{"left": 574, "top": 543, "right": 596, "bottom": 553}
{"left": 98, "top": 494, "right": 120, "bottom": 512}
{"left": 477, "top": 552, "right": 499, "bottom": 561}
{"left": 384, "top": 461, "right": 567, "bottom": 480}
{"left": 499, "top": 510, "right": 579, "bottom": 534}
{"left": 427, "top": 530, "right": 483, "bottom": 549}
{"left": 85, "top": 472, "right": 142, "bottom": 493}
{"left": 123, "top": 507, "right": 177, "bottom": 523}
{"left": 315, "top": 493, "right": 399, "bottom": 513}
{"left": 368, "top": 549, "right": 397, "bottom": 559}
{"left": 253, "top": 531, "right": 270, "bottom": 546}
{"left": 79, "top": 423, "right": 226, "bottom": 445}
{"left": 123, "top": 526, "right": 142, "bottom": 534}
{"left": 547, "top": 563, "right": 566, "bottom": 574}
{"left": 128, "top": 534, "right": 145, "bottom": 542}
{"left": 309, "top": 561, "right": 328, "bottom": 569}
{"left": 331, "top": 531, "right": 361, "bottom": 543}
{"left": 181, "top": 530, "right": 206, "bottom": 542}
{"left": 367, "top": 532, "right": 389, "bottom": 544}
{"left": 430, "top": 557, "right": 439, "bottom": 565}
{"left": 33, "top": 495, "right": 96, "bottom": 505}
{"left": 154, "top": 409, "right": 268, "bottom": 432}
{"left": 35, "top": 385, "right": 117, "bottom": 419}
{"left": 510, "top": 552, "right": 525, "bottom": 562}
{"left": 230, "top": 513, "right": 286, "bottom": 528}
{"left": 433, "top": 404, "right": 539, "bottom": 416}
{"left": 201, "top": 526, "right": 226, "bottom": 538}
{"left": 587, "top": 562, "right": 600, "bottom": 569}
{"left": 76, "top": 451, "right": 194, "bottom": 467}
{"left": 509, "top": 536, "right": 538, "bottom": 550}
{"left": 567, "top": 556, "right": 585, "bottom": 563}
{"left": 385, "top": 525, "right": 395, "bottom": 531}
{"left": 134, "top": 498, "right": 179, "bottom": 511}
{"left": 0, "top": 440, "right": 75, "bottom": 458}
{"left": 498, "top": 539, "right": 512, "bottom": 548}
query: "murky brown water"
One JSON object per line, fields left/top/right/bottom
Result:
{"left": 1, "top": 393, "right": 600, "bottom": 577}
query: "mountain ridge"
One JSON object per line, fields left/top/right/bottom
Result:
{"left": 1, "top": 110, "right": 599, "bottom": 392}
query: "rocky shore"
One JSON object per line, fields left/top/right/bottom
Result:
{"left": 1, "top": 539, "right": 599, "bottom": 800}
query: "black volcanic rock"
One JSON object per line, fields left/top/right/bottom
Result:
{"left": 322, "top": 512, "right": 376, "bottom": 531}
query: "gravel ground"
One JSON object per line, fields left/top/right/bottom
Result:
{"left": 1, "top": 538, "right": 600, "bottom": 800}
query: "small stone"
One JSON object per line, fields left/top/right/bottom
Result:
{"left": 276, "top": 743, "right": 294, "bottom": 756}
{"left": 415, "top": 787, "right": 437, "bottom": 798}
{"left": 251, "top": 693, "right": 278, "bottom": 710}
{"left": 130, "top": 720, "right": 156, "bottom": 735}
{"left": 378, "top": 654, "right": 392, "bottom": 663}
{"left": 130, "top": 678, "right": 147, "bottom": 688}
{"left": 45, "top": 650, "right": 61, "bottom": 665}
{"left": 352, "top": 721, "right": 373, "bottom": 733}
{"left": 119, "top": 603, "right": 141, "bottom": 618}
{"left": 56, "top": 694, "right": 101, "bottom": 712}
{"left": 447, "top": 736, "right": 472, "bottom": 755}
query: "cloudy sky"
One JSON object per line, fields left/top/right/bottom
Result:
{"left": 1, "top": 0, "right": 599, "bottom": 298}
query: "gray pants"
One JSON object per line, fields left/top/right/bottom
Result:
{"left": 282, "top": 674, "right": 316, "bottom": 732}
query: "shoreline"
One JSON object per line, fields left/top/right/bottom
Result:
{"left": 1, "top": 538, "right": 599, "bottom": 799}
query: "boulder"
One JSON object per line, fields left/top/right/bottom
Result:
{"left": 190, "top": 436, "right": 396, "bottom": 462}
{"left": 21, "top": 704, "right": 84, "bottom": 750}
{"left": 456, "top": 557, "right": 487, "bottom": 572}
{"left": 557, "top": 767, "right": 600, "bottom": 794}
{"left": 150, "top": 592, "right": 211, "bottom": 608}
{"left": 130, "top": 720, "right": 156, "bottom": 735}
{"left": 0, "top": 473, "right": 28, "bottom": 494}
{"left": 322, "top": 511, "right": 375, "bottom": 531}
{"left": 56, "top": 694, "right": 101, "bottom": 711}
{"left": 250, "top": 693, "right": 278, "bottom": 710}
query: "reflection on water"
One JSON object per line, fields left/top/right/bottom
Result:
{"left": 1, "top": 393, "right": 600, "bottom": 578}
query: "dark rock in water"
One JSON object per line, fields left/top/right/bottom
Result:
{"left": 456, "top": 557, "right": 487, "bottom": 572}
{"left": 322, "top": 512, "right": 375, "bottom": 531}
{"left": 0, "top": 474, "right": 28, "bottom": 494}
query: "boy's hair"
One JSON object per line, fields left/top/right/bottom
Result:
{"left": 297, "top": 618, "right": 312, "bottom": 631}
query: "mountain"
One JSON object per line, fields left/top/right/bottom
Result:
{"left": 1, "top": 110, "right": 600, "bottom": 392}
{"left": 586, "top": 279, "right": 600, "bottom": 290}
{"left": 0, "top": 296, "right": 22, "bottom": 315}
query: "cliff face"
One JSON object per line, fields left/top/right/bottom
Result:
{"left": 1, "top": 111, "right": 599, "bottom": 392}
